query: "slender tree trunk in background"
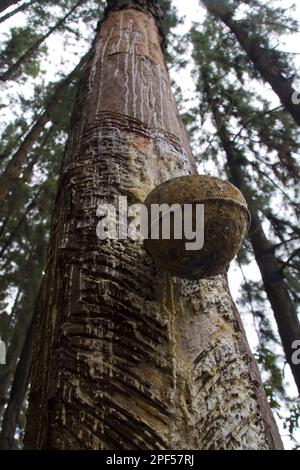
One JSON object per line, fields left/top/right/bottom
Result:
{"left": 0, "top": 186, "right": 43, "bottom": 259}
{"left": 205, "top": 83, "right": 300, "bottom": 395}
{"left": 0, "top": 267, "right": 41, "bottom": 418}
{"left": 0, "top": 289, "right": 20, "bottom": 417}
{"left": 0, "top": 296, "right": 28, "bottom": 417}
{"left": 0, "top": 0, "right": 22, "bottom": 14}
{"left": 0, "top": 0, "right": 85, "bottom": 82}
{"left": 0, "top": 129, "right": 54, "bottom": 258}
{"left": 202, "top": 0, "right": 300, "bottom": 126}
{"left": 24, "top": 0, "right": 283, "bottom": 450}
{"left": 19, "top": 125, "right": 55, "bottom": 182}
{"left": 0, "top": 0, "right": 38, "bottom": 24}
{"left": 0, "top": 294, "right": 39, "bottom": 450}
{"left": 0, "top": 125, "right": 29, "bottom": 163}
{"left": 0, "top": 55, "right": 87, "bottom": 206}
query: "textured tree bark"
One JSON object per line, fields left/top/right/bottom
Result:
{"left": 0, "top": 0, "right": 22, "bottom": 14}
{"left": 205, "top": 81, "right": 300, "bottom": 395}
{"left": 0, "top": 55, "right": 87, "bottom": 205}
{"left": 0, "top": 0, "right": 86, "bottom": 82}
{"left": 202, "top": 0, "right": 300, "bottom": 126}
{"left": 24, "top": 1, "right": 283, "bottom": 450}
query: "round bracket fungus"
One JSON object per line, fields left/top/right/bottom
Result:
{"left": 143, "top": 175, "right": 251, "bottom": 280}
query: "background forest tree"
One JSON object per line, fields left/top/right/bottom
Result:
{"left": 0, "top": 0, "right": 299, "bottom": 449}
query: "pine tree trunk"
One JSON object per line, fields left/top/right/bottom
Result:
{"left": 206, "top": 85, "right": 300, "bottom": 395}
{"left": 0, "top": 258, "right": 43, "bottom": 418}
{"left": 0, "top": 0, "right": 38, "bottom": 25}
{"left": 0, "top": 296, "right": 38, "bottom": 450}
{"left": 0, "top": 186, "right": 43, "bottom": 259}
{"left": 0, "top": 301, "right": 29, "bottom": 417}
{"left": 0, "top": 56, "right": 87, "bottom": 205}
{"left": 0, "top": 0, "right": 22, "bottom": 14}
{"left": 24, "top": 1, "right": 283, "bottom": 450}
{"left": 202, "top": 0, "right": 300, "bottom": 126}
{"left": 0, "top": 0, "right": 85, "bottom": 82}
